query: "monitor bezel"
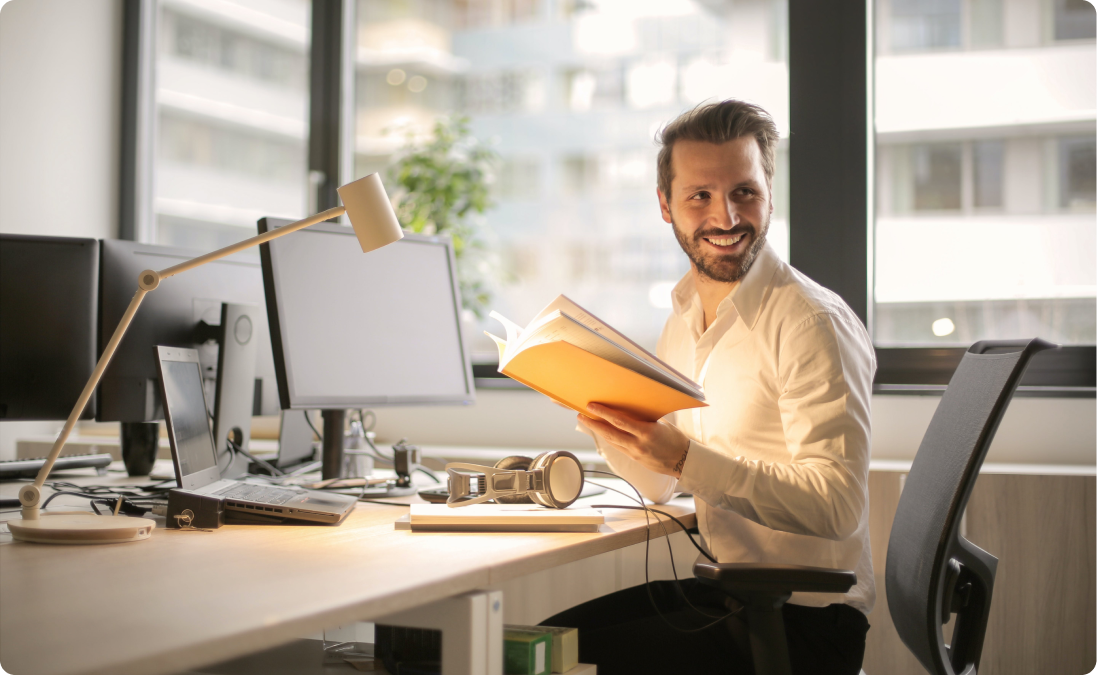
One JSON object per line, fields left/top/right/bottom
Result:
{"left": 259, "top": 219, "right": 476, "bottom": 410}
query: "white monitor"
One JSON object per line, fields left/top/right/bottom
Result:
{"left": 259, "top": 220, "right": 475, "bottom": 410}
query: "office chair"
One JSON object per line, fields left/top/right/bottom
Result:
{"left": 693, "top": 338, "right": 1056, "bottom": 675}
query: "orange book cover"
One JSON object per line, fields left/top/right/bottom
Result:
{"left": 499, "top": 339, "right": 706, "bottom": 423}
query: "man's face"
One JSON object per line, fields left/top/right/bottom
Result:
{"left": 659, "top": 137, "right": 773, "bottom": 284}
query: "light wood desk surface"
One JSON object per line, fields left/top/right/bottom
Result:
{"left": 0, "top": 468, "right": 696, "bottom": 675}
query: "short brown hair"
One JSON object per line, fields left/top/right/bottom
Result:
{"left": 656, "top": 100, "right": 779, "bottom": 198}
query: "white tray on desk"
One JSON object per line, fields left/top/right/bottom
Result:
{"left": 397, "top": 504, "right": 605, "bottom": 532}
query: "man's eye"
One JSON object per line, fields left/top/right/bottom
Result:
{"left": 690, "top": 191, "right": 710, "bottom": 200}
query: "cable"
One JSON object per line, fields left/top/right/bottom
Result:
{"left": 583, "top": 470, "right": 739, "bottom": 631}
{"left": 357, "top": 499, "right": 413, "bottom": 507}
{"left": 415, "top": 466, "right": 441, "bottom": 483}
{"left": 304, "top": 410, "right": 322, "bottom": 441}
{"left": 588, "top": 503, "right": 715, "bottom": 564}
{"left": 226, "top": 438, "right": 283, "bottom": 476}
{"left": 363, "top": 429, "right": 393, "bottom": 462}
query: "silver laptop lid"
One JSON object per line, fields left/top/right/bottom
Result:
{"left": 156, "top": 346, "right": 222, "bottom": 491}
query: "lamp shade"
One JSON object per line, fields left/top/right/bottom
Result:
{"left": 338, "top": 173, "right": 404, "bottom": 253}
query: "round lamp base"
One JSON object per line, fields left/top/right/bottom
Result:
{"left": 7, "top": 512, "right": 154, "bottom": 544}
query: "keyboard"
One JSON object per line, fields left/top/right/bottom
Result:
{"left": 0, "top": 453, "right": 114, "bottom": 480}
{"left": 215, "top": 483, "right": 302, "bottom": 506}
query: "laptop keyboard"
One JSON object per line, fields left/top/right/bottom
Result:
{"left": 215, "top": 483, "right": 301, "bottom": 505}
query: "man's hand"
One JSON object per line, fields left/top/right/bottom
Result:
{"left": 578, "top": 403, "right": 691, "bottom": 478}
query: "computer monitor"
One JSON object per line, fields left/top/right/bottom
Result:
{"left": 0, "top": 234, "right": 99, "bottom": 421}
{"left": 259, "top": 219, "right": 474, "bottom": 477}
{"left": 98, "top": 239, "right": 281, "bottom": 423}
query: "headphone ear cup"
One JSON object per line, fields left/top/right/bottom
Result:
{"left": 527, "top": 453, "right": 553, "bottom": 507}
{"left": 493, "top": 455, "right": 534, "bottom": 504}
{"left": 529, "top": 451, "right": 584, "bottom": 509}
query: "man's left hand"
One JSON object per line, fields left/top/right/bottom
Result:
{"left": 578, "top": 403, "right": 691, "bottom": 478}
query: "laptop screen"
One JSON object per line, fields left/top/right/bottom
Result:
{"left": 161, "top": 359, "right": 218, "bottom": 480}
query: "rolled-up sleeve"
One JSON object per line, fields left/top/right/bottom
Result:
{"left": 676, "top": 312, "right": 874, "bottom": 541}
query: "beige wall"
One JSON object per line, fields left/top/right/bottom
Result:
{"left": 0, "top": 0, "right": 122, "bottom": 240}
{"left": 0, "top": 0, "right": 123, "bottom": 458}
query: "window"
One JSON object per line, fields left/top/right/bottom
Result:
{"left": 151, "top": 1, "right": 311, "bottom": 253}
{"left": 874, "top": 0, "right": 1096, "bottom": 349}
{"left": 1054, "top": 0, "right": 1097, "bottom": 41}
{"left": 883, "top": 0, "right": 1010, "bottom": 51}
{"left": 354, "top": 0, "right": 790, "bottom": 359}
{"left": 1059, "top": 136, "right": 1097, "bottom": 209}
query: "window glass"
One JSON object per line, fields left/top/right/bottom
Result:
{"left": 874, "top": 0, "right": 1096, "bottom": 346}
{"left": 1055, "top": 0, "right": 1097, "bottom": 41}
{"left": 355, "top": 0, "right": 790, "bottom": 357}
{"left": 153, "top": 0, "right": 311, "bottom": 254}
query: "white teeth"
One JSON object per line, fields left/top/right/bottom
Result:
{"left": 706, "top": 233, "right": 744, "bottom": 247}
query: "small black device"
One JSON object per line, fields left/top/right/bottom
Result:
{"left": 0, "top": 234, "right": 99, "bottom": 421}
{"left": 156, "top": 346, "right": 356, "bottom": 526}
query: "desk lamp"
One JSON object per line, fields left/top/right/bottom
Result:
{"left": 8, "top": 174, "right": 403, "bottom": 545}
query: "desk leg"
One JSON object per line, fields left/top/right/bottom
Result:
{"left": 376, "top": 590, "right": 503, "bottom": 675}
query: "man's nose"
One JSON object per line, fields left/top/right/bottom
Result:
{"left": 713, "top": 197, "right": 739, "bottom": 229}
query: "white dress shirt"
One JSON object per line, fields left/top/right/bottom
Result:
{"left": 589, "top": 242, "right": 876, "bottom": 614}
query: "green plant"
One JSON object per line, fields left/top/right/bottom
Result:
{"left": 386, "top": 115, "right": 498, "bottom": 319}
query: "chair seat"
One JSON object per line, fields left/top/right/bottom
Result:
{"left": 694, "top": 561, "right": 857, "bottom": 596}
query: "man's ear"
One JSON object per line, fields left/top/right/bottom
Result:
{"left": 658, "top": 188, "right": 672, "bottom": 224}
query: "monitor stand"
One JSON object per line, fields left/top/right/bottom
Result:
{"left": 320, "top": 410, "right": 345, "bottom": 480}
{"left": 318, "top": 410, "right": 416, "bottom": 496}
{"left": 210, "top": 303, "right": 260, "bottom": 479}
{"left": 120, "top": 421, "right": 159, "bottom": 476}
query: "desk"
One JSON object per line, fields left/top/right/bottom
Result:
{"left": 0, "top": 467, "right": 696, "bottom": 675}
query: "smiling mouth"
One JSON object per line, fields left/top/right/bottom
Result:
{"left": 703, "top": 232, "right": 746, "bottom": 248}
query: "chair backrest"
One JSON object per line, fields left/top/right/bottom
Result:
{"left": 884, "top": 338, "right": 1055, "bottom": 675}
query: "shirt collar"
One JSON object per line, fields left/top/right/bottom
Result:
{"left": 729, "top": 240, "right": 781, "bottom": 331}
{"left": 671, "top": 240, "right": 781, "bottom": 332}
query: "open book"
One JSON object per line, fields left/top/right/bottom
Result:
{"left": 485, "top": 295, "right": 706, "bottom": 422}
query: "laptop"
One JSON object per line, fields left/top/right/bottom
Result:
{"left": 155, "top": 346, "right": 356, "bottom": 525}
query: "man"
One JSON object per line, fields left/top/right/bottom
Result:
{"left": 543, "top": 100, "right": 875, "bottom": 675}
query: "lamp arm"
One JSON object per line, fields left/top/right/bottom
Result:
{"left": 18, "top": 287, "right": 150, "bottom": 519}
{"left": 17, "top": 204, "right": 347, "bottom": 520}
{"left": 157, "top": 205, "right": 345, "bottom": 280}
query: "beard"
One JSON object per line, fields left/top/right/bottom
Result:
{"left": 671, "top": 212, "right": 770, "bottom": 284}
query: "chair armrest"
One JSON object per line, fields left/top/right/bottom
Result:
{"left": 694, "top": 560, "right": 856, "bottom": 596}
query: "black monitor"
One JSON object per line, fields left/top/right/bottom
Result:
{"left": 259, "top": 219, "right": 474, "bottom": 477}
{"left": 98, "top": 239, "right": 281, "bottom": 424}
{"left": 0, "top": 234, "right": 99, "bottom": 421}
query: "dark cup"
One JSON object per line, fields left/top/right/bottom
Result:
{"left": 121, "top": 421, "right": 160, "bottom": 476}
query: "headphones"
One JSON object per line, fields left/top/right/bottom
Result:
{"left": 445, "top": 451, "right": 584, "bottom": 509}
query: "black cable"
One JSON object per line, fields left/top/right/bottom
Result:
{"left": 589, "top": 503, "right": 715, "bottom": 563}
{"left": 583, "top": 470, "right": 739, "bottom": 631}
{"left": 226, "top": 438, "right": 283, "bottom": 476}
{"left": 304, "top": 410, "right": 322, "bottom": 441}
{"left": 415, "top": 466, "right": 441, "bottom": 483}
{"left": 363, "top": 431, "right": 393, "bottom": 462}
